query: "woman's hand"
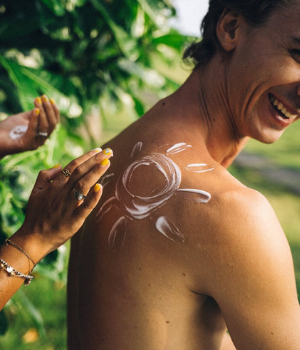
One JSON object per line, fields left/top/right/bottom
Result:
{"left": 11, "top": 148, "right": 113, "bottom": 262}
{"left": 0, "top": 95, "right": 59, "bottom": 159}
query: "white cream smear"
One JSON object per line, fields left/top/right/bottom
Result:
{"left": 97, "top": 142, "right": 213, "bottom": 250}
{"left": 101, "top": 173, "right": 115, "bottom": 188}
{"left": 9, "top": 125, "right": 28, "bottom": 140}
{"left": 185, "top": 163, "right": 214, "bottom": 173}
{"left": 166, "top": 143, "right": 192, "bottom": 155}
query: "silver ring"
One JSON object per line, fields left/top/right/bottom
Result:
{"left": 73, "top": 189, "right": 86, "bottom": 201}
{"left": 36, "top": 131, "right": 48, "bottom": 138}
{"left": 61, "top": 169, "right": 71, "bottom": 177}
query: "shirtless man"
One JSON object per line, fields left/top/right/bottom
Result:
{"left": 67, "top": 1, "right": 300, "bottom": 349}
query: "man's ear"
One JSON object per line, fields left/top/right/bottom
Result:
{"left": 216, "top": 9, "right": 242, "bottom": 52}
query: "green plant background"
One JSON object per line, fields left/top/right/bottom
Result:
{"left": 0, "top": 0, "right": 299, "bottom": 349}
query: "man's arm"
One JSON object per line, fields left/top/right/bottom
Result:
{"left": 205, "top": 189, "right": 300, "bottom": 350}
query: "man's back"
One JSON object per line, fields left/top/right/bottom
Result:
{"left": 67, "top": 88, "right": 299, "bottom": 349}
{"left": 67, "top": 98, "right": 232, "bottom": 349}
{"left": 67, "top": 1, "right": 300, "bottom": 347}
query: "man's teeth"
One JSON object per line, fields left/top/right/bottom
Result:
{"left": 270, "top": 96, "right": 296, "bottom": 119}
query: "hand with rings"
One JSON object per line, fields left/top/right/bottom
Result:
{"left": 0, "top": 95, "right": 59, "bottom": 159}
{"left": 0, "top": 148, "right": 112, "bottom": 310}
{"left": 11, "top": 148, "right": 113, "bottom": 259}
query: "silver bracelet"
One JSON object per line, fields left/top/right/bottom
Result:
{"left": 0, "top": 259, "right": 34, "bottom": 286}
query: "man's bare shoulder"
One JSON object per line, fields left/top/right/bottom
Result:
{"left": 175, "top": 162, "right": 294, "bottom": 295}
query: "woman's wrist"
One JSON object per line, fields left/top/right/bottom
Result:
{"left": 7, "top": 227, "right": 53, "bottom": 265}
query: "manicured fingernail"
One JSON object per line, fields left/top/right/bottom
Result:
{"left": 50, "top": 98, "right": 55, "bottom": 105}
{"left": 93, "top": 148, "right": 102, "bottom": 153}
{"left": 94, "top": 183, "right": 102, "bottom": 192}
{"left": 53, "top": 164, "right": 61, "bottom": 169}
{"left": 102, "top": 148, "right": 113, "bottom": 156}
{"left": 35, "top": 108, "right": 40, "bottom": 116}
{"left": 100, "top": 158, "right": 110, "bottom": 166}
{"left": 36, "top": 97, "right": 42, "bottom": 104}
{"left": 42, "top": 94, "right": 49, "bottom": 102}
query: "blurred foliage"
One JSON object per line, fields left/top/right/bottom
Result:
{"left": 0, "top": 0, "right": 189, "bottom": 342}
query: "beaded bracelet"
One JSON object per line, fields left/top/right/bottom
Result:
{"left": 0, "top": 259, "right": 34, "bottom": 286}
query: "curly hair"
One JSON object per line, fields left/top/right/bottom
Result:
{"left": 183, "top": 0, "right": 292, "bottom": 68}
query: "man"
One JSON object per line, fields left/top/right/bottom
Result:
{"left": 67, "top": 1, "right": 300, "bottom": 349}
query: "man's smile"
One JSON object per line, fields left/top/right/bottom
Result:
{"left": 268, "top": 93, "right": 299, "bottom": 121}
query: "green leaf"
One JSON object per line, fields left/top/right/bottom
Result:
{"left": 17, "top": 291, "right": 46, "bottom": 338}
{"left": 0, "top": 57, "right": 80, "bottom": 117}
{"left": 40, "top": 0, "right": 66, "bottom": 16}
{"left": 75, "top": 0, "right": 88, "bottom": 6}
{"left": 132, "top": 95, "right": 145, "bottom": 116}
{"left": 0, "top": 16, "right": 39, "bottom": 41}
{"left": 152, "top": 33, "right": 188, "bottom": 50}
{"left": 0, "top": 310, "right": 9, "bottom": 335}
{"left": 0, "top": 56, "right": 37, "bottom": 111}
{"left": 136, "top": 0, "right": 165, "bottom": 28}
{"left": 90, "top": 0, "right": 139, "bottom": 61}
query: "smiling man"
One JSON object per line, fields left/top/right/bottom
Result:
{"left": 67, "top": 1, "right": 300, "bottom": 349}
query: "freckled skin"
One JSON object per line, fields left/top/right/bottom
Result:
{"left": 68, "top": 4, "right": 300, "bottom": 350}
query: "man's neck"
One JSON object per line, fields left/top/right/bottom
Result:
{"left": 170, "top": 59, "right": 249, "bottom": 168}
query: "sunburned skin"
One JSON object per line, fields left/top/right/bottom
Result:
{"left": 9, "top": 125, "right": 28, "bottom": 140}
{"left": 96, "top": 142, "right": 213, "bottom": 250}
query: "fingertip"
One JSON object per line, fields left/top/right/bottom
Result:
{"left": 100, "top": 158, "right": 110, "bottom": 167}
{"left": 102, "top": 148, "right": 113, "bottom": 157}
{"left": 53, "top": 164, "right": 62, "bottom": 169}
{"left": 42, "top": 94, "right": 49, "bottom": 103}
{"left": 46, "top": 164, "right": 63, "bottom": 181}
{"left": 93, "top": 183, "right": 102, "bottom": 193}
{"left": 26, "top": 108, "right": 39, "bottom": 131}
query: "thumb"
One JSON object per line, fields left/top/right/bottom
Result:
{"left": 24, "top": 108, "right": 40, "bottom": 140}
{"left": 32, "top": 165, "right": 62, "bottom": 193}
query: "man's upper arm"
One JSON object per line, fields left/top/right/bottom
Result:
{"left": 205, "top": 190, "right": 300, "bottom": 350}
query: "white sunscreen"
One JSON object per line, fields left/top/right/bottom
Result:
{"left": 9, "top": 125, "right": 28, "bottom": 140}
{"left": 166, "top": 143, "right": 192, "bottom": 155}
{"left": 155, "top": 215, "right": 185, "bottom": 243}
{"left": 101, "top": 173, "right": 115, "bottom": 188}
{"left": 97, "top": 142, "right": 213, "bottom": 250}
{"left": 185, "top": 163, "right": 214, "bottom": 173}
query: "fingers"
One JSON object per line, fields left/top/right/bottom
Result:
{"left": 75, "top": 183, "right": 103, "bottom": 216}
{"left": 50, "top": 148, "right": 112, "bottom": 220}
{"left": 66, "top": 148, "right": 113, "bottom": 193}
{"left": 34, "top": 95, "right": 59, "bottom": 137}
{"left": 23, "top": 150, "right": 112, "bottom": 251}
{"left": 56, "top": 147, "right": 107, "bottom": 183}
{"left": 56, "top": 148, "right": 102, "bottom": 182}
{"left": 23, "top": 109, "right": 39, "bottom": 139}
{"left": 50, "top": 98, "right": 60, "bottom": 123}
{"left": 21, "top": 108, "right": 41, "bottom": 149}
{"left": 71, "top": 155, "right": 111, "bottom": 200}
{"left": 32, "top": 164, "right": 62, "bottom": 194}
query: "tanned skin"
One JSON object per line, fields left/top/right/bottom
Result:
{"left": 68, "top": 3, "right": 300, "bottom": 350}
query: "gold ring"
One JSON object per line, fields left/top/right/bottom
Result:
{"left": 61, "top": 169, "right": 71, "bottom": 177}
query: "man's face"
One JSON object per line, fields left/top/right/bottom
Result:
{"left": 226, "top": 1, "right": 300, "bottom": 144}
